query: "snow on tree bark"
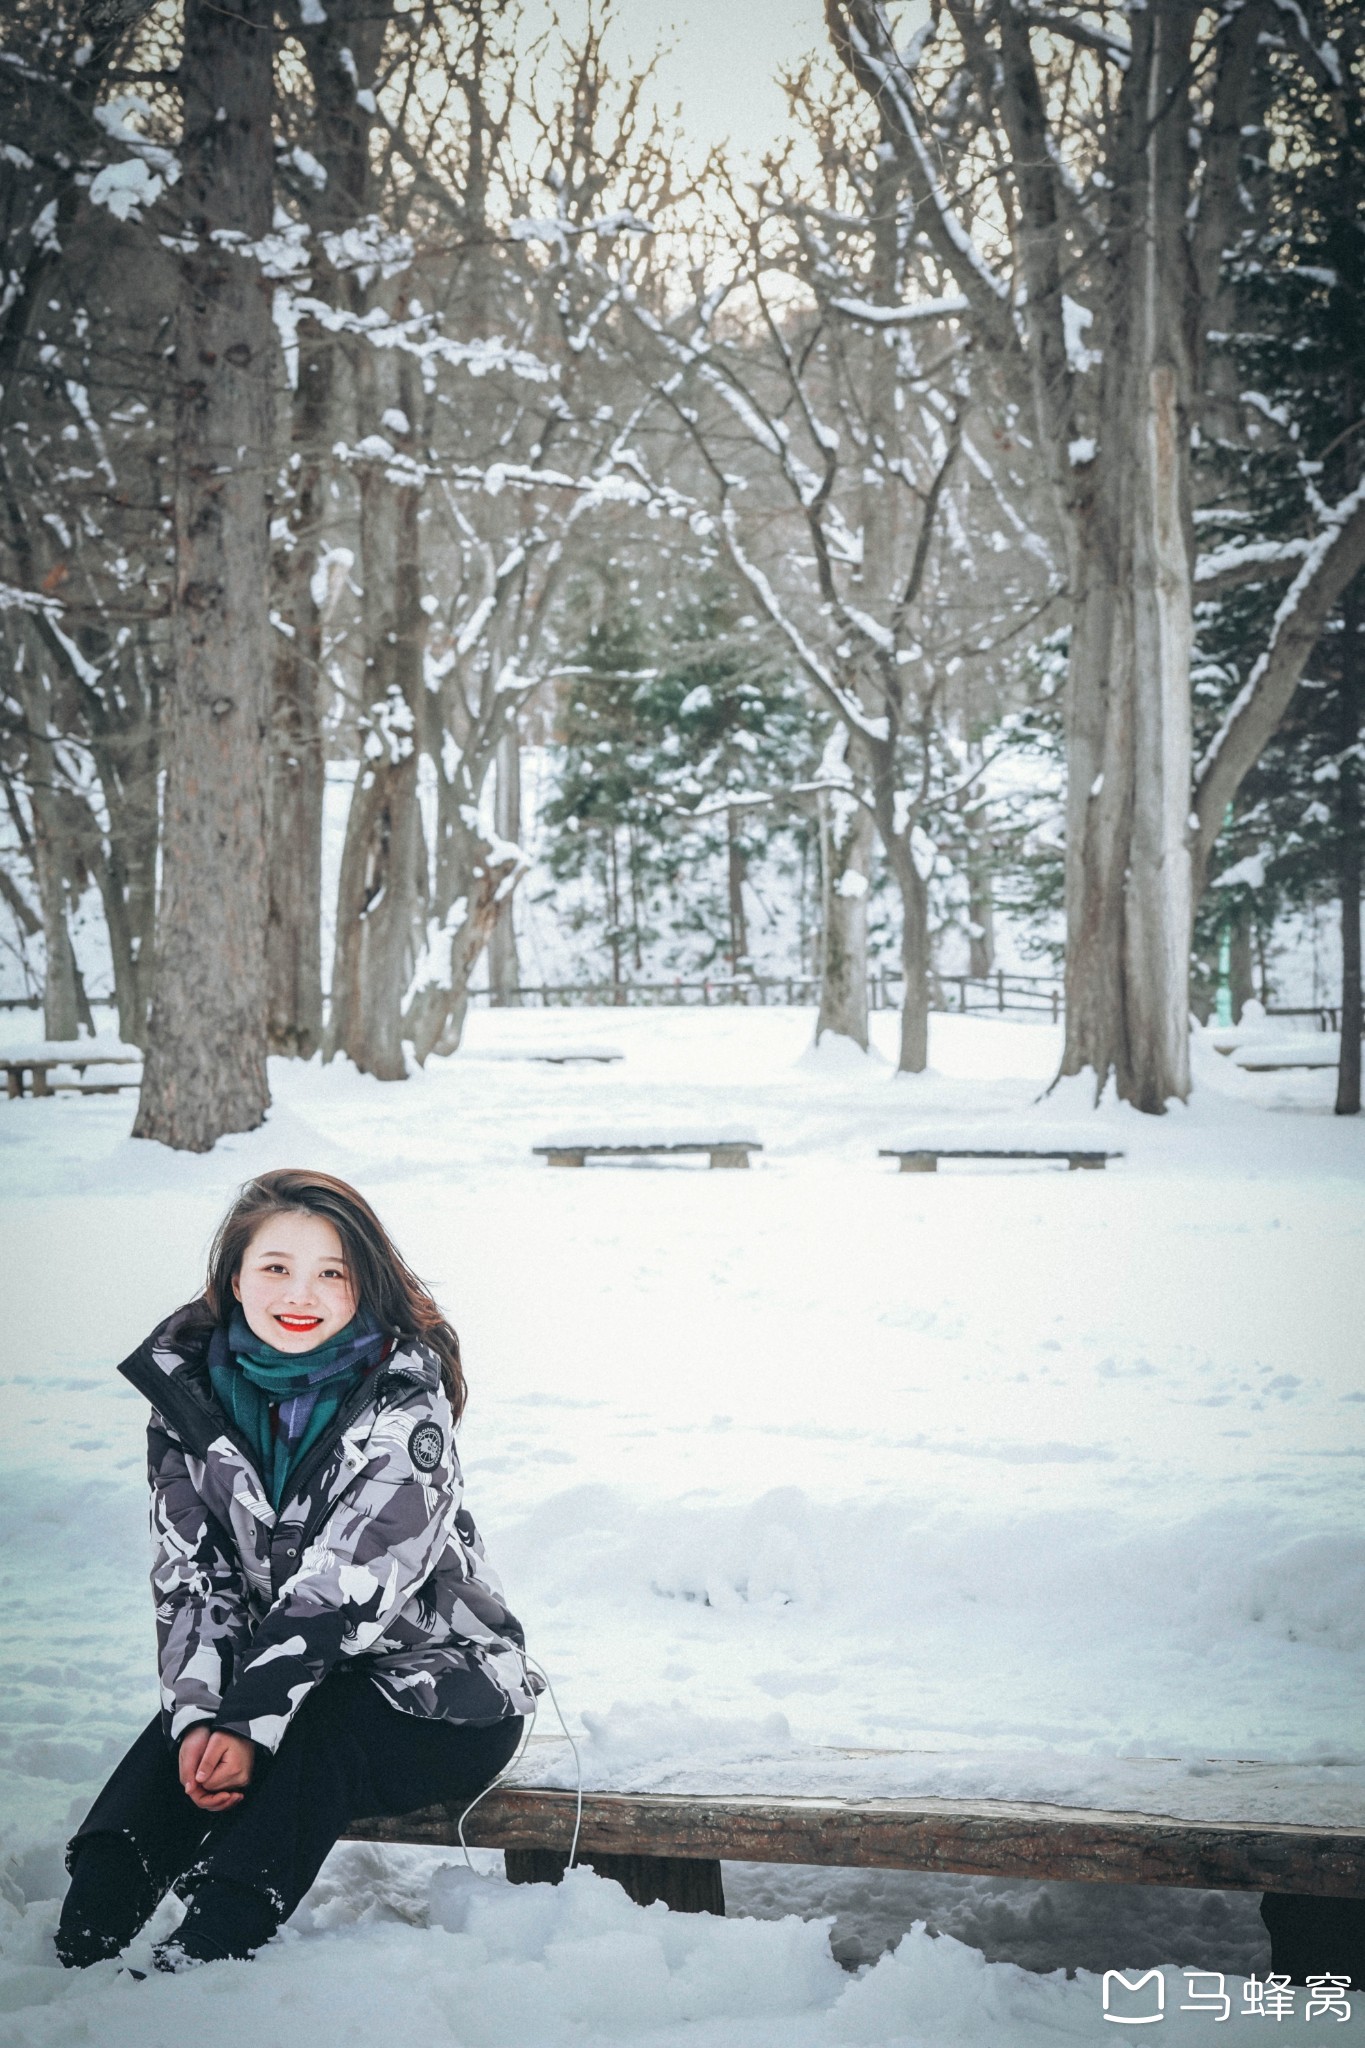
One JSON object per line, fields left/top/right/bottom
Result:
{"left": 132, "top": 0, "right": 273, "bottom": 1152}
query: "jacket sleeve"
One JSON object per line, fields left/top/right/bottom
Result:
{"left": 148, "top": 1413, "right": 255, "bottom": 1743}
{"left": 212, "top": 1390, "right": 459, "bottom": 1752}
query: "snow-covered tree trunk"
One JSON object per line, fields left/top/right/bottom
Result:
{"left": 328, "top": 403, "right": 427, "bottom": 1080}
{"left": 488, "top": 726, "right": 522, "bottom": 1005}
{"left": 817, "top": 778, "right": 872, "bottom": 1049}
{"left": 408, "top": 754, "right": 525, "bottom": 1061}
{"left": 1055, "top": 10, "right": 1196, "bottom": 1112}
{"left": 133, "top": 0, "right": 273, "bottom": 1152}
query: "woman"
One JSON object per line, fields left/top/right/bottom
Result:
{"left": 57, "top": 1169, "right": 539, "bottom": 1971}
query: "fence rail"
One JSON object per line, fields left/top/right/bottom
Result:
{"left": 0, "top": 986, "right": 1343, "bottom": 1029}
{"left": 469, "top": 970, "right": 1067, "bottom": 1016}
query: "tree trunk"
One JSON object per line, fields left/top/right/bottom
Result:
{"left": 488, "top": 725, "right": 521, "bottom": 1005}
{"left": 64, "top": 627, "right": 160, "bottom": 1049}
{"left": 1229, "top": 904, "right": 1255, "bottom": 1025}
{"left": 265, "top": 549, "right": 325, "bottom": 1058}
{"left": 608, "top": 828, "right": 623, "bottom": 999}
{"left": 1058, "top": 8, "right": 1195, "bottom": 1112}
{"left": 132, "top": 0, "right": 273, "bottom": 1152}
{"left": 327, "top": 407, "right": 426, "bottom": 1080}
{"left": 726, "top": 802, "right": 749, "bottom": 974}
{"left": 408, "top": 840, "right": 523, "bottom": 1060}
{"left": 264, "top": 339, "right": 331, "bottom": 1058}
{"left": 966, "top": 831, "right": 995, "bottom": 980}
{"left": 267, "top": 0, "right": 389, "bottom": 1056}
{"left": 407, "top": 702, "right": 527, "bottom": 1061}
{"left": 890, "top": 838, "right": 930, "bottom": 1073}
{"left": 1337, "top": 576, "right": 1363, "bottom": 1117}
{"left": 816, "top": 783, "right": 871, "bottom": 1049}
{"left": 32, "top": 789, "right": 82, "bottom": 1041}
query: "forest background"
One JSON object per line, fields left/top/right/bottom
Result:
{"left": 1, "top": 0, "right": 1363, "bottom": 1150}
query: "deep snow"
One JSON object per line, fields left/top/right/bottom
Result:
{"left": 0, "top": 1005, "right": 1360, "bottom": 2043}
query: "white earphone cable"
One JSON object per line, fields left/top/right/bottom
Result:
{"left": 454, "top": 1656, "right": 583, "bottom": 1875}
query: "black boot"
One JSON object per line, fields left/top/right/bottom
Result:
{"left": 152, "top": 1876, "right": 280, "bottom": 1967}
{"left": 55, "top": 1833, "right": 160, "bottom": 1968}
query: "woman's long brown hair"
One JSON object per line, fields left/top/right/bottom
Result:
{"left": 200, "top": 1169, "right": 466, "bottom": 1421}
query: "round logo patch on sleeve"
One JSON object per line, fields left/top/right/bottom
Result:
{"left": 408, "top": 1421, "right": 444, "bottom": 1473}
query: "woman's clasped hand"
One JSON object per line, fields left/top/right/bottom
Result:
{"left": 177, "top": 1726, "right": 255, "bottom": 1812}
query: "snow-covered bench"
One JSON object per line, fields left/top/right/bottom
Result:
{"left": 475, "top": 1045, "right": 624, "bottom": 1065}
{"left": 1, "top": 1042, "right": 143, "bottom": 1098}
{"left": 346, "top": 1784, "right": 1365, "bottom": 1918}
{"left": 534, "top": 1138, "right": 762, "bottom": 1170}
{"left": 880, "top": 1147, "right": 1122, "bottom": 1173}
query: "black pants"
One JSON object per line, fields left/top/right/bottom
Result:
{"left": 58, "top": 1672, "right": 523, "bottom": 1965}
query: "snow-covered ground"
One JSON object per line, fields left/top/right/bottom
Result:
{"left": 1, "top": 1007, "right": 1361, "bottom": 2044}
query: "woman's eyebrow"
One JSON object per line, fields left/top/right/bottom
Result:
{"left": 251, "top": 1247, "right": 348, "bottom": 1264}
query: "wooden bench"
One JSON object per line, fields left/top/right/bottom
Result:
{"left": 534, "top": 1141, "right": 762, "bottom": 1170}
{"left": 531, "top": 1051, "right": 623, "bottom": 1065}
{"left": 346, "top": 1784, "right": 1365, "bottom": 1918}
{"left": 880, "top": 1147, "right": 1122, "bottom": 1173}
{"left": 2, "top": 1052, "right": 142, "bottom": 1098}
{"left": 1234, "top": 1057, "right": 1340, "bottom": 1073}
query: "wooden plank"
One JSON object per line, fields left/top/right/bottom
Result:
{"left": 534, "top": 1142, "right": 762, "bottom": 1166}
{"left": 880, "top": 1148, "right": 1121, "bottom": 1172}
{"left": 345, "top": 1788, "right": 1365, "bottom": 1898}
{"left": 1237, "top": 1060, "right": 1338, "bottom": 1073}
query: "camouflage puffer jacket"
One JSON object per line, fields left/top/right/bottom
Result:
{"left": 118, "top": 1306, "right": 540, "bottom": 1752}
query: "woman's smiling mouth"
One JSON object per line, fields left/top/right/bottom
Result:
{"left": 275, "top": 1314, "right": 323, "bottom": 1333}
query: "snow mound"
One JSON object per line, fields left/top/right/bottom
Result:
{"left": 8, "top": 1864, "right": 1346, "bottom": 2048}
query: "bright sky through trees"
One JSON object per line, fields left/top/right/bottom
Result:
{"left": 518, "top": 0, "right": 924, "bottom": 164}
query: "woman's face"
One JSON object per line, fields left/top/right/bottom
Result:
{"left": 232, "top": 1210, "right": 358, "bottom": 1353}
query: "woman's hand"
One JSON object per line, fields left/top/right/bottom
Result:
{"left": 178, "top": 1725, "right": 255, "bottom": 1811}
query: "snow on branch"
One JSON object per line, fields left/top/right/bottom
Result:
{"left": 1193, "top": 535, "right": 1311, "bottom": 595}
{"left": 830, "top": 293, "right": 970, "bottom": 326}
{"left": 831, "top": 3, "right": 1013, "bottom": 325}
{"left": 719, "top": 513, "right": 890, "bottom": 745}
{"left": 0, "top": 581, "right": 64, "bottom": 617}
